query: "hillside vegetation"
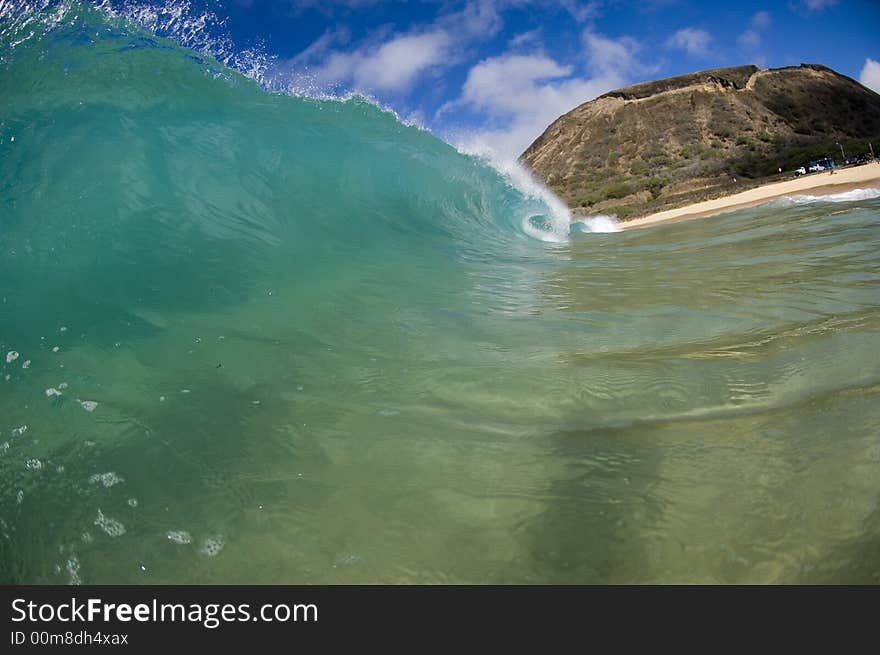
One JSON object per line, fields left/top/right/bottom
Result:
{"left": 520, "top": 64, "right": 880, "bottom": 220}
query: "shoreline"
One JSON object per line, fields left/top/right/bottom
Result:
{"left": 619, "top": 163, "right": 880, "bottom": 230}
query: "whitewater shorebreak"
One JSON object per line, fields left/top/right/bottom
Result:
{"left": 621, "top": 164, "right": 880, "bottom": 229}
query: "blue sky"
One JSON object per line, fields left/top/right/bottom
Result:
{"left": 130, "top": 0, "right": 880, "bottom": 157}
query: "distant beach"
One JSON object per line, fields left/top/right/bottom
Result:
{"left": 621, "top": 163, "right": 880, "bottom": 230}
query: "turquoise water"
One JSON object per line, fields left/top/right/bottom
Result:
{"left": 2, "top": 2, "right": 880, "bottom": 584}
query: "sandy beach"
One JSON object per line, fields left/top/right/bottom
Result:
{"left": 622, "top": 163, "right": 880, "bottom": 230}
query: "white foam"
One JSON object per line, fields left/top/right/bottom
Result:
{"left": 78, "top": 400, "right": 98, "bottom": 412}
{"left": 22, "top": 359, "right": 30, "bottom": 369}
{"left": 575, "top": 214, "right": 623, "bottom": 233}
{"left": 783, "top": 187, "right": 880, "bottom": 205}
{"left": 12, "top": 425, "right": 27, "bottom": 436}
{"left": 45, "top": 387, "right": 62, "bottom": 397}
{"left": 89, "top": 472, "right": 124, "bottom": 488}
{"left": 66, "top": 556, "right": 81, "bottom": 585}
{"left": 167, "top": 530, "right": 193, "bottom": 545}
{"left": 127, "top": 498, "right": 138, "bottom": 508}
{"left": 94, "top": 509, "right": 126, "bottom": 537}
{"left": 198, "top": 535, "right": 225, "bottom": 557}
{"left": 25, "top": 458, "right": 42, "bottom": 470}
{"left": 6, "top": 351, "right": 19, "bottom": 364}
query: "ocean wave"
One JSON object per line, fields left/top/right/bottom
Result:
{"left": 782, "top": 186, "right": 880, "bottom": 205}
{"left": 573, "top": 214, "right": 622, "bottom": 234}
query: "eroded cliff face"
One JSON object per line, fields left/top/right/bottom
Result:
{"left": 520, "top": 64, "right": 880, "bottom": 219}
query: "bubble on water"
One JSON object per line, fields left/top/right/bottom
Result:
{"left": 56, "top": 465, "right": 65, "bottom": 473}
{"left": 6, "top": 351, "right": 19, "bottom": 364}
{"left": 334, "top": 553, "right": 362, "bottom": 567}
{"left": 0, "top": 442, "right": 9, "bottom": 454}
{"left": 59, "top": 326, "right": 67, "bottom": 333}
{"left": 377, "top": 409, "right": 399, "bottom": 417}
{"left": 198, "top": 535, "right": 225, "bottom": 557}
{"left": 159, "top": 396, "right": 166, "bottom": 402}
{"left": 3, "top": 375, "right": 8, "bottom": 381}
{"left": 166, "top": 530, "right": 193, "bottom": 545}
{"left": 66, "top": 556, "right": 81, "bottom": 585}
{"left": 45, "top": 387, "right": 62, "bottom": 397}
{"left": 78, "top": 400, "right": 98, "bottom": 412}
{"left": 181, "top": 389, "right": 191, "bottom": 394}
{"left": 89, "top": 472, "right": 124, "bottom": 488}
{"left": 22, "top": 360, "right": 31, "bottom": 369}
{"left": 81, "top": 532, "right": 93, "bottom": 544}
{"left": 252, "top": 400, "right": 260, "bottom": 405}
{"left": 52, "top": 347, "right": 60, "bottom": 353}
{"left": 12, "top": 425, "right": 27, "bottom": 437}
{"left": 127, "top": 498, "right": 138, "bottom": 508}
{"left": 16, "top": 490, "right": 23, "bottom": 504}
{"left": 94, "top": 509, "right": 126, "bottom": 537}
{"left": 25, "top": 458, "right": 42, "bottom": 470}
{"left": 296, "top": 385, "right": 304, "bottom": 391}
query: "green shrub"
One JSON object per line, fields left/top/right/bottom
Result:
{"left": 645, "top": 176, "right": 670, "bottom": 199}
{"left": 629, "top": 160, "right": 648, "bottom": 176}
{"left": 578, "top": 193, "right": 601, "bottom": 207}
{"left": 603, "top": 183, "right": 632, "bottom": 200}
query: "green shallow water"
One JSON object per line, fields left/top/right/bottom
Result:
{"left": 2, "top": 2, "right": 880, "bottom": 584}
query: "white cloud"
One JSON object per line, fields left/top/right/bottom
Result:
{"left": 559, "top": 0, "right": 602, "bottom": 23}
{"left": 739, "top": 10, "right": 771, "bottom": 49}
{"left": 751, "top": 10, "right": 771, "bottom": 29}
{"left": 365, "top": 32, "right": 450, "bottom": 90}
{"left": 738, "top": 30, "right": 760, "bottom": 48}
{"left": 860, "top": 58, "right": 880, "bottom": 94}
{"left": 447, "top": 31, "right": 642, "bottom": 158}
{"left": 802, "top": 0, "right": 839, "bottom": 11}
{"left": 289, "top": 0, "right": 503, "bottom": 94}
{"left": 508, "top": 28, "right": 543, "bottom": 49}
{"left": 665, "top": 27, "right": 711, "bottom": 57}
{"left": 455, "top": 64, "right": 621, "bottom": 158}
{"left": 583, "top": 30, "right": 641, "bottom": 76}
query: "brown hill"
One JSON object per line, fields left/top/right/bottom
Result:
{"left": 520, "top": 64, "right": 880, "bottom": 220}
